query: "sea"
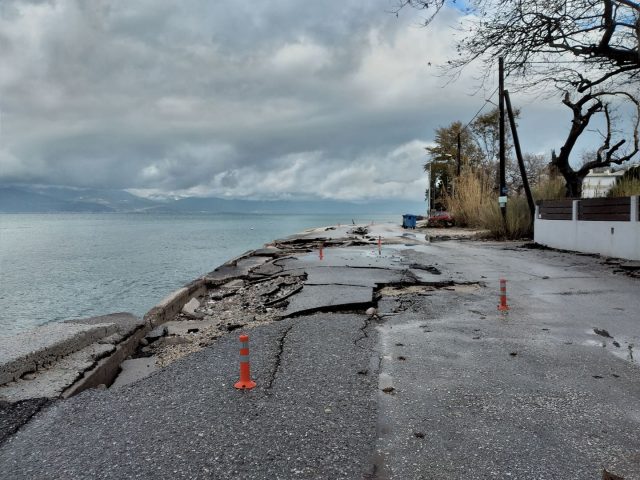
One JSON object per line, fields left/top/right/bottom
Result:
{"left": 0, "top": 213, "right": 398, "bottom": 337}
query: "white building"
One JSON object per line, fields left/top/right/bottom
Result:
{"left": 581, "top": 168, "right": 625, "bottom": 198}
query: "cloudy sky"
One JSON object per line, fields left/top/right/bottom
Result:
{"left": 0, "top": 0, "right": 586, "bottom": 201}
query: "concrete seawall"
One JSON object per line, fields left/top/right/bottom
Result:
{"left": 0, "top": 239, "right": 309, "bottom": 405}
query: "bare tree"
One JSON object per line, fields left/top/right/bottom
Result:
{"left": 555, "top": 91, "right": 639, "bottom": 195}
{"left": 398, "top": 0, "right": 640, "bottom": 196}
{"left": 508, "top": 153, "right": 548, "bottom": 193}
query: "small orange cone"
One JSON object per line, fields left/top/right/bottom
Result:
{"left": 234, "top": 334, "right": 256, "bottom": 389}
{"left": 498, "top": 278, "right": 509, "bottom": 312}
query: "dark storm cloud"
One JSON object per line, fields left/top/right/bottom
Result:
{"left": 0, "top": 0, "right": 571, "bottom": 200}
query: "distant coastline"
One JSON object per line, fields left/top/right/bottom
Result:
{"left": 0, "top": 185, "right": 425, "bottom": 215}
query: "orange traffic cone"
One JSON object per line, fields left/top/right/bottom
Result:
{"left": 234, "top": 334, "right": 256, "bottom": 389}
{"left": 498, "top": 278, "right": 510, "bottom": 312}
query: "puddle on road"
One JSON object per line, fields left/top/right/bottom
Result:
{"left": 582, "top": 335, "right": 637, "bottom": 365}
{"left": 296, "top": 246, "right": 404, "bottom": 264}
{"left": 609, "top": 343, "right": 635, "bottom": 364}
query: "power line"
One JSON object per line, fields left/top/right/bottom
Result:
{"left": 462, "top": 86, "right": 499, "bottom": 132}
{"left": 508, "top": 60, "right": 589, "bottom": 64}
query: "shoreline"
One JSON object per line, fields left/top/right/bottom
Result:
{"left": 0, "top": 213, "right": 403, "bottom": 338}
{"left": 0, "top": 221, "right": 435, "bottom": 405}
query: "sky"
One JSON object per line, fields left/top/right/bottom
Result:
{"left": 0, "top": 0, "right": 599, "bottom": 202}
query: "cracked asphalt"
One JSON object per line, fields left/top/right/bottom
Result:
{"left": 0, "top": 314, "right": 378, "bottom": 479}
{"left": 1, "top": 228, "right": 639, "bottom": 479}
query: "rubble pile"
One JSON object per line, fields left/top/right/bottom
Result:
{"left": 605, "top": 258, "right": 640, "bottom": 279}
{"left": 138, "top": 268, "right": 306, "bottom": 367}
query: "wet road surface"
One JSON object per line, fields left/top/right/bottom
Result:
{"left": 1, "top": 229, "right": 639, "bottom": 479}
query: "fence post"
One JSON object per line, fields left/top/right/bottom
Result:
{"left": 631, "top": 196, "right": 639, "bottom": 223}
{"left": 572, "top": 200, "right": 580, "bottom": 222}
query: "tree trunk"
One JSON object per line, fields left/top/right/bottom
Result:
{"left": 551, "top": 149, "right": 582, "bottom": 198}
{"left": 565, "top": 173, "right": 582, "bottom": 197}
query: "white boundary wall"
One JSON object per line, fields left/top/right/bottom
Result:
{"left": 534, "top": 196, "right": 640, "bottom": 260}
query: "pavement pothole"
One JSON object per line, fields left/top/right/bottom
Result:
{"left": 594, "top": 328, "right": 613, "bottom": 338}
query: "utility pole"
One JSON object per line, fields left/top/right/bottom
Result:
{"left": 426, "top": 162, "right": 431, "bottom": 217}
{"left": 424, "top": 148, "right": 433, "bottom": 218}
{"left": 504, "top": 90, "right": 535, "bottom": 226}
{"left": 498, "top": 57, "right": 507, "bottom": 224}
{"left": 456, "top": 132, "right": 461, "bottom": 176}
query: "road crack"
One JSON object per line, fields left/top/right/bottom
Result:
{"left": 265, "top": 324, "right": 294, "bottom": 391}
{"left": 355, "top": 314, "right": 377, "bottom": 349}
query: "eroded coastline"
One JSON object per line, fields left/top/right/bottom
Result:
{"left": 0, "top": 222, "right": 433, "bottom": 440}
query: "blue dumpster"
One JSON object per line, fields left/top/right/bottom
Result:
{"left": 402, "top": 214, "right": 417, "bottom": 229}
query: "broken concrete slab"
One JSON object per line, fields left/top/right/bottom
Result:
{"left": 110, "top": 358, "right": 159, "bottom": 389}
{"left": 284, "top": 284, "right": 374, "bottom": 317}
{"left": 250, "top": 261, "right": 284, "bottom": 277}
{"left": 182, "top": 298, "right": 200, "bottom": 315}
{"left": 156, "top": 287, "right": 189, "bottom": 310}
{"left": 0, "top": 323, "right": 118, "bottom": 386}
{"left": 304, "top": 266, "right": 405, "bottom": 288}
{"left": 209, "top": 290, "right": 236, "bottom": 300}
{"left": 144, "top": 279, "right": 208, "bottom": 328}
{"left": 221, "top": 279, "right": 244, "bottom": 290}
{"left": 97, "top": 333, "right": 125, "bottom": 345}
{"left": 64, "top": 313, "right": 144, "bottom": 338}
{"left": 145, "top": 325, "right": 167, "bottom": 342}
{"left": 252, "top": 246, "right": 283, "bottom": 257}
{"left": 62, "top": 324, "right": 149, "bottom": 399}
{"left": 0, "top": 343, "right": 116, "bottom": 402}
{"left": 408, "top": 269, "right": 450, "bottom": 285}
{"left": 205, "top": 255, "right": 271, "bottom": 283}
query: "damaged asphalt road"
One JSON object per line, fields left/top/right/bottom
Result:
{"left": 0, "top": 314, "right": 379, "bottom": 480}
{"left": 1, "top": 224, "right": 640, "bottom": 479}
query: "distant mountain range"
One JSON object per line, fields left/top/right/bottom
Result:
{"left": 0, "top": 185, "right": 426, "bottom": 215}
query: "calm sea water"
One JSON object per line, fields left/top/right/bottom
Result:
{"left": 0, "top": 213, "right": 397, "bottom": 336}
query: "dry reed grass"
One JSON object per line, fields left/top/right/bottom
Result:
{"left": 444, "top": 170, "right": 492, "bottom": 229}
{"left": 533, "top": 176, "right": 565, "bottom": 201}
{"left": 608, "top": 178, "right": 640, "bottom": 197}
{"left": 445, "top": 173, "right": 568, "bottom": 239}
